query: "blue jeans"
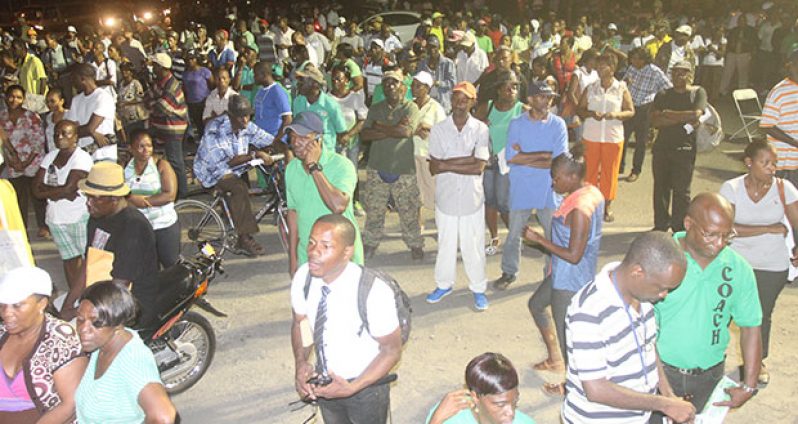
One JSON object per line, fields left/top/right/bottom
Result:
{"left": 162, "top": 138, "right": 187, "bottom": 199}
{"left": 483, "top": 168, "right": 510, "bottom": 214}
{"left": 501, "top": 207, "right": 553, "bottom": 277}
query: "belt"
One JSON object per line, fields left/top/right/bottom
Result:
{"left": 664, "top": 360, "right": 724, "bottom": 376}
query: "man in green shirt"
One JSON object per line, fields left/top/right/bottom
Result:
{"left": 286, "top": 112, "right": 363, "bottom": 276}
{"left": 475, "top": 19, "right": 494, "bottom": 55}
{"left": 293, "top": 67, "right": 348, "bottom": 152}
{"left": 654, "top": 193, "right": 762, "bottom": 413}
{"left": 360, "top": 69, "right": 424, "bottom": 261}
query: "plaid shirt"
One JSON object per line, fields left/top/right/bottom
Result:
{"left": 193, "top": 115, "right": 274, "bottom": 187}
{"left": 623, "top": 63, "right": 672, "bottom": 106}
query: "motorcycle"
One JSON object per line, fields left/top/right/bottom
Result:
{"left": 137, "top": 243, "right": 226, "bottom": 394}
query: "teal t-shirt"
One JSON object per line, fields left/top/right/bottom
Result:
{"left": 488, "top": 100, "right": 525, "bottom": 154}
{"left": 425, "top": 402, "right": 536, "bottom": 424}
{"left": 293, "top": 92, "right": 348, "bottom": 151}
{"left": 286, "top": 149, "right": 363, "bottom": 265}
{"left": 75, "top": 330, "right": 163, "bottom": 424}
{"left": 655, "top": 232, "right": 762, "bottom": 369}
{"left": 370, "top": 75, "right": 413, "bottom": 105}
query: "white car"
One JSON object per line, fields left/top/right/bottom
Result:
{"left": 359, "top": 11, "right": 422, "bottom": 44}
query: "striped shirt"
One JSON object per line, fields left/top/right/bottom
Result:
{"left": 563, "top": 262, "right": 659, "bottom": 424}
{"left": 124, "top": 158, "right": 178, "bottom": 230}
{"left": 148, "top": 72, "right": 188, "bottom": 143}
{"left": 761, "top": 78, "right": 798, "bottom": 171}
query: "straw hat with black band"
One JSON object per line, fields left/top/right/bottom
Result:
{"left": 78, "top": 162, "right": 131, "bottom": 197}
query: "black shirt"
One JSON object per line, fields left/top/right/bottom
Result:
{"left": 652, "top": 87, "right": 707, "bottom": 151}
{"left": 87, "top": 206, "right": 158, "bottom": 325}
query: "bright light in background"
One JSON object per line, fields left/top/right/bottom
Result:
{"left": 142, "top": 11, "right": 153, "bottom": 21}
{"left": 163, "top": 8, "right": 171, "bottom": 15}
{"left": 103, "top": 17, "right": 117, "bottom": 27}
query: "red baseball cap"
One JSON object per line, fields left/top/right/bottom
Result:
{"left": 453, "top": 81, "right": 477, "bottom": 99}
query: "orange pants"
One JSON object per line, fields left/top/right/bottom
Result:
{"left": 583, "top": 139, "right": 624, "bottom": 201}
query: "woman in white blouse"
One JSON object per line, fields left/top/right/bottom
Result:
{"left": 719, "top": 140, "right": 798, "bottom": 385}
{"left": 577, "top": 53, "right": 634, "bottom": 222}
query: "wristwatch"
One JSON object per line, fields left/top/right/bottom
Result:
{"left": 308, "top": 162, "right": 323, "bottom": 174}
{"left": 740, "top": 383, "right": 758, "bottom": 395}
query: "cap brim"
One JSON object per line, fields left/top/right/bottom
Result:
{"left": 285, "top": 124, "right": 315, "bottom": 137}
{"left": 0, "top": 289, "right": 30, "bottom": 304}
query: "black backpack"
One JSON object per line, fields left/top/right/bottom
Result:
{"left": 303, "top": 265, "right": 412, "bottom": 344}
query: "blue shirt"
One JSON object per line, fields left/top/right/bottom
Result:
{"left": 254, "top": 82, "right": 292, "bottom": 138}
{"left": 292, "top": 92, "right": 348, "bottom": 151}
{"left": 551, "top": 185, "right": 604, "bottom": 291}
{"left": 208, "top": 48, "right": 236, "bottom": 69}
{"left": 505, "top": 112, "right": 568, "bottom": 210}
{"left": 193, "top": 115, "right": 274, "bottom": 187}
{"left": 182, "top": 67, "right": 212, "bottom": 103}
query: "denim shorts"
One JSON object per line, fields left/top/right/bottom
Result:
{"left": 483, "top": 167, "right": 510, "bottom": 214}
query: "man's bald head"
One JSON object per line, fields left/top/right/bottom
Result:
{"left": 686, "top": 192, "right": 734, "bottom": 226}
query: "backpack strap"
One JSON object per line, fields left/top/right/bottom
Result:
{"left": 303, "top": 269, "right": 313, "bottom": 300}
{"left": 356, "top": 265, "right": 377, "bottom": 338}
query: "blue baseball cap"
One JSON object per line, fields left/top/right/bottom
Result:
{"left": 286, "top": 112, "right": 324, "bottom": 136}
{"left": 527, "top": 81, "right": 557, "bottom": 97}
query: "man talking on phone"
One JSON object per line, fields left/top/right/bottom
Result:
{"left": 291, "top": 214, "right": 402, "bottom": 423}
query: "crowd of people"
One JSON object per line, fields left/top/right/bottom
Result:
{"left": 2, "top": 0, "right": 798, "bottom": 422}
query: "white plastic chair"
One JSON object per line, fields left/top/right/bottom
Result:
{"left": 730, "top": 89, "right": 762, "bottom": 143}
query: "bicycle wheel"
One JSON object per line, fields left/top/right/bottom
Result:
{"left": 275, "top": 207, "right": 289, "bottom": 253}
{"left": 175, "top": 199, "right": 228, "bottom": 258}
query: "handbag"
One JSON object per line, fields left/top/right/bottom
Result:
{"left": 775, "top": 178, "right": 798, "bottom": 281}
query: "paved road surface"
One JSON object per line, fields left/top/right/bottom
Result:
{"left": 30, "top": 98, "right": 798, "bottom": 423}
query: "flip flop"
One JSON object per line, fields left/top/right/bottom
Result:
{"left": 485, "top": 237, "right": 501, "bottom": 256}
{"left": 533, "top": 359, "right": 565, "bottom": 372}
{"left": 603, "top": 211, "right": 615, "bottom": 223}
{"left": 542, "top": 382, "right": 566, "bottom": 397}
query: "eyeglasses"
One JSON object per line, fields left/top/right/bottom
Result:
{"left": 695, "top": 224, "right": 737, "bottom": 243}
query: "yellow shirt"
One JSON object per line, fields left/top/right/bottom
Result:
{"left": 645, "top": 35, "right": 671, "bottom": 60}
{"left": 19, "top": 53, "right": 48, "bottom": 96}
{"left": 429, "top": 27, "right": 445, "bottom": 52}
{"left": 0, "top": 179, "right": 35, "bottom": 264}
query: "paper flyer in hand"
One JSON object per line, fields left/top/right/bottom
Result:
{"left": 695, "top": 376, "right": 739, "bottom": 424}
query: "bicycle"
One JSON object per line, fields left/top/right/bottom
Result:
{"left": 174, "top": 154, "right": 288, "bottom": 259}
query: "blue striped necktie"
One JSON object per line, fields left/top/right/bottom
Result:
{"left": 313, "top": 285, "right": 331, "bottom": 375}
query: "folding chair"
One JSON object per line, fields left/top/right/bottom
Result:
{"left": 729, "top": 88, "right": 762, "bottom": 143}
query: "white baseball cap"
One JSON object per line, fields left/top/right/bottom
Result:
{"left": 152, "top": 52, "right": 172, "bottom": 69}
{"left": 0, "top": 267, "right": 53, "bottom": 304}
{"left": 67, "top": 25, "right": 77, "bottom": 33}
{"left": 413, "top": 71, "right": 434, "bottom": 88}
{"left": 607, "top": 23, "right": 618, "bottom": 31}
{"left": 675, "top": 25, "right": 692, "bottom": 36}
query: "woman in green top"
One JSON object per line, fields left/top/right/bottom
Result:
{"left": 75, "top": 282, "right": 176, "bottom": 424}
{"left": 480, "top": 70, "right": 526, "bottom": 256}
{"left": 426, "top": 352, "right": 536, "bottom": 424}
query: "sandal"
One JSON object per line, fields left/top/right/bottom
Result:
{"left": 603, "top": 211, "right": 615, "bottom": 223}
{"left": 485, "top": 237, "right": 501, "bottom": 256}
{"left": 758, "top": 362, "right": 770, "bottom": 386}
{"left": 533, "top": 358, "right": 565, "bottom": 372}
{"left": 542, "top": 382, "right": 566, "bottom": 397}
{"left": 237, "top": 236, "right": 266, "bottom": 257}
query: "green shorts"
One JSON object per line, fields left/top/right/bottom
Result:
{"left": 49, "top": 216, "right": 89, "bottom": 260}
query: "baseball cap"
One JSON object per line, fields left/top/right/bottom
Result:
{"left": 0, "top": 267, "right": 53, "bottom": 304}
{"left": 67, "top": 25, "right": 77, "bottom": 33}
{"left": 607, "top": 23, "right": 618, "bottom": 31}
{"left": 527, "top": 81, "right": 557, "bottom": 97}
{"left": 370, "top": 38, "right": 385, "bottom": 49}
{"left": 382, "top": 68, "right": 404, "bottom": 82}
{"left": 675, "top": 25, "right": 692, "bottom": 36}
{"left": 671, "top": 60, "right": 694, "bottom": 72}
{"left": 413, "top": 71, "right": 434, "bottom": 88}
{"left": 286, "top": 111, "right": 324, "bottom": 136}
{"left": 453, "top": 81, "right": 477, "bottom": 99}
{"left": 422, "top": 18, "right": 432, "bottom": 26}
{"left": 460, "top": 32, "right": 476, "bottom": 48}
{"left": 448, "top": 30, "right": 465, "bottom": 43}
{"left": 152, "top": 52, "right": 172, "bottom": 69}
{"left": 296, "top": 66, "right": 326, "bottom": 85}
{"left": 426, "top": 35, "right": 440, "bottom": 48}
{"left": 431, "top": 12, "right": 444, "bottom": 20}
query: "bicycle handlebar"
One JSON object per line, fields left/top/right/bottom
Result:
{"left": 246, "top": 154, "right": 285, "bottom": 168}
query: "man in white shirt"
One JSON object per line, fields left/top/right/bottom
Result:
{"left": 304, "top": 20, "right": 332, "bottom": 65}
{"left": 66, "top": 63, "right": 117, "bottom": 162}
{"left": 425, "top": 81, "right": 491, "bottom": 311}
{"left": 455, "top": 32, "right": 489, "bottom": 84}
{"left": 291, "top": 214, "right": 401, "bottom": 423}
{"left": 563, "top": 232, "right": 696, "bottom": 424}
{"left": 202, "top": 67, "right": 238, "bottom": 125}
{"left": 273, "top": 17, "right": 295, "bottom": 62}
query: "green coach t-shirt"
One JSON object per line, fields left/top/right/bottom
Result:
{"left": 286, "top": 149, "right": 363, "bottom": 266}
{"left": 364, "top": 99, "right": 420, "bottom": 175}
{"left": 655, "top": 232, "right": 762, "bottom": 369}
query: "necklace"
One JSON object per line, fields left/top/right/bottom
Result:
{"left": 745, "top": 175, "right": 771, "bottom": 198}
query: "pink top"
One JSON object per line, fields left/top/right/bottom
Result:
{"left": 0, "top": 360, "right": 35, "bottom": 412}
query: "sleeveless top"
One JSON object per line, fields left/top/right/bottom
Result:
{"left": 582, "top": 79, "right": 627, "bottom": 143}
{"left": 124, "top": 158, "right": 178, "bottom": 230}
{"left": 0, "top": 314, "right": 83, "bottom": 423}
{"left": 551, "top": 185, "right": 604, "bottom": 292}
